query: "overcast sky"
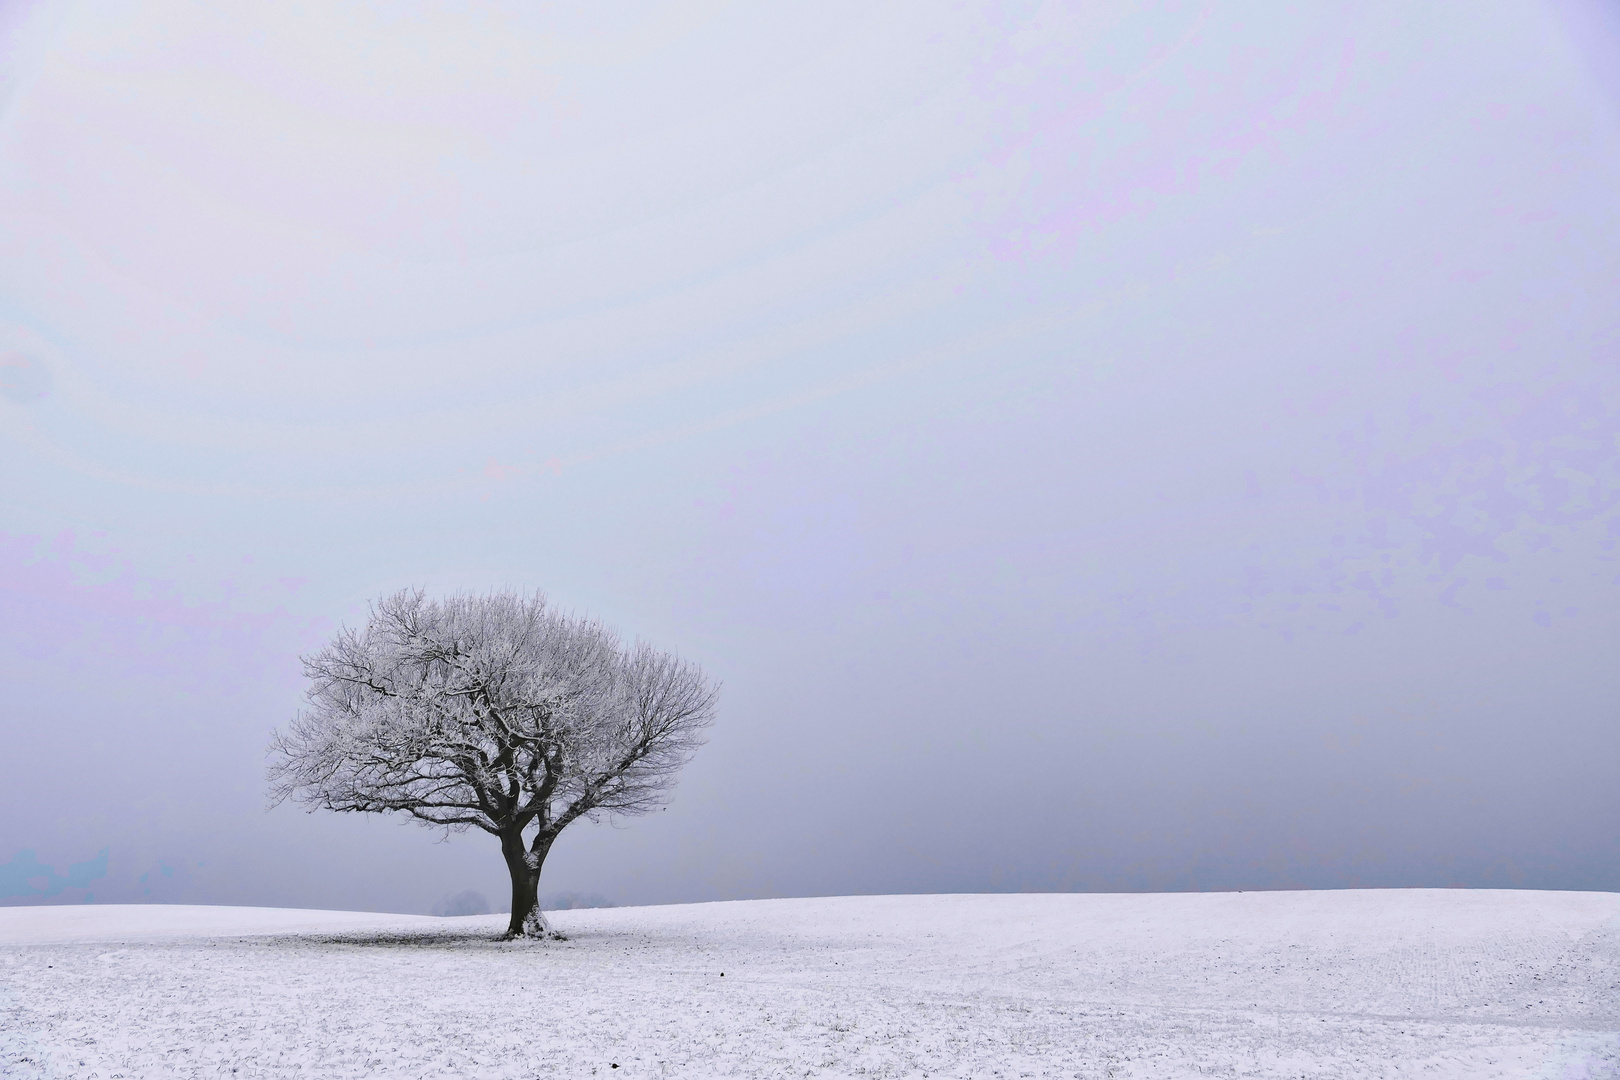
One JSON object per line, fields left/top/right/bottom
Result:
{"left": 3, "top": 0, "right": 1619, "bottom": 913}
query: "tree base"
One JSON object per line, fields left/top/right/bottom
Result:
{"left": 504, "top": 908, "right": 567, "bottom": 941}
{"left": 502, "top": 927, "right": 569, "bottom": 942}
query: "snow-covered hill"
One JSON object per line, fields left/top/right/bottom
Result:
{"left": 3, "top": 890, "right": 1616, "bottom": 1078}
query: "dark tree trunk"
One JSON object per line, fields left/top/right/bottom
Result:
{"left": 501, "top": 828, "right": 558, "bottom": 938}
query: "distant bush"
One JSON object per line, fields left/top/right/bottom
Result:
{"left": 432, "top": 889, "right": 492, "bottom": 917}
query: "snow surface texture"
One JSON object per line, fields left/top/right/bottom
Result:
{"left": 2, "top": 890, "right": 1617, "bottom": 1079}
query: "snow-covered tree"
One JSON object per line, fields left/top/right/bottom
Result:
{"left": 267, "top": 589, "right": 717, "bottom": 938}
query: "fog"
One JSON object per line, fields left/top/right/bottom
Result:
{"left": 3, "top": 1, "right": 1618, "bottom": 913}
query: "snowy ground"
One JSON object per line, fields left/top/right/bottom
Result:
{"left": 2, "top": 890, "right": 1617, "bottom": 1079}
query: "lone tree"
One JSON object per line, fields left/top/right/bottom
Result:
{"left": 267, "top": 588, "right": 717, "bottom": 938}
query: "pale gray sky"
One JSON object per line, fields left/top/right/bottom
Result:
{"left": 3, "top": 1, "right": 1618, "bottom": 911}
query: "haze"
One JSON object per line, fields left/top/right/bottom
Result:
{"left": 2, "top": 1, "right": 1618, "bottom": 914}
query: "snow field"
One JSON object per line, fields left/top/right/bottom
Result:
{"left": 2, "top": 889, "right": 1617, "bottom": 1079}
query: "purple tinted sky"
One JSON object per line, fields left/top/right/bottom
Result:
{"left": 2, "top": 1, "right": 1618, "bottom": 912}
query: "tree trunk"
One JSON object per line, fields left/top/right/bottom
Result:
{"left": 501, "top": 828, "right": 560, "bottom": 939}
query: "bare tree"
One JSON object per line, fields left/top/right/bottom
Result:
{"left": 267, "top": 589, "right": 717, "bottom": 938}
